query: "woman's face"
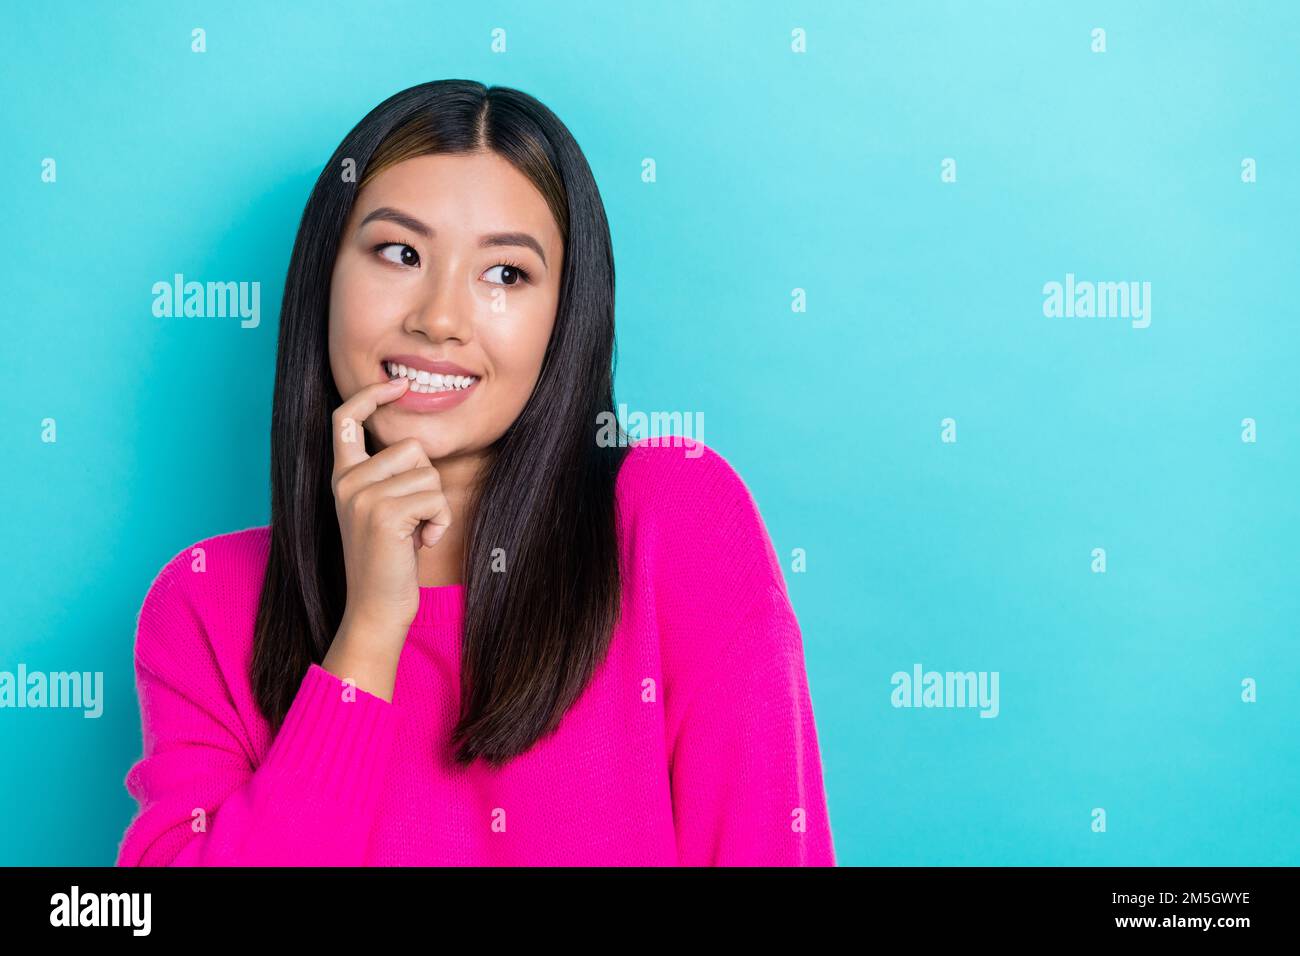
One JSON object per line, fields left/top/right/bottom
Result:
{"left": 328, "top": 151, "right": 564, "bottom": 463}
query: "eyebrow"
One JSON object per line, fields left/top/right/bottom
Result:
{"left": 357, "top": 206, "right": 549, "bottom": 269}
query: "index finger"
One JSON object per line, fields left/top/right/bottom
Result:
{"left": 332, "top": 377, "right": 409, "bottom": 475}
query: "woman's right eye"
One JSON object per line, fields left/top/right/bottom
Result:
{"left": 376, "top": 242, "right": 420, "bottom": 267}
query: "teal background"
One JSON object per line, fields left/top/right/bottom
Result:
{"left": 2, "top": 1, "right": 1297, "bottom": 865}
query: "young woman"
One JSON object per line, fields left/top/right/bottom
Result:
{"left": 115, "top": 79, "right": 835, "bottom": 866}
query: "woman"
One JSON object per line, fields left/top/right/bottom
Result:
{"left": 115, "top": 79, "right": 835, "bottom": 866}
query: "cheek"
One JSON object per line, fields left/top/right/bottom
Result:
{"left": 476, "top": 299, "right": 555, "bottom": 391}
{"left": 328, "top": 265, "right": 390, "bottom": 391}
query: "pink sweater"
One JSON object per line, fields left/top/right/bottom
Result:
{"left": 115, "top": 439, "right": 835, "bottom": 866}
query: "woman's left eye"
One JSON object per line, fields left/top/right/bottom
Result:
{"left": 483, "top": 263, "right": 532, "bottom": 286}
{"left": 376, "top": 243, "right": 420, "bottom": 267}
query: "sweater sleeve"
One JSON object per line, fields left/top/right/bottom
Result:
{"left": 115, "top": 556, "right": 399, "bottom": 866}
{"left": 669, "top": 586, "right": 837, "bottom": 866}
{"left": 645, "top": 443, "right": 835, "bottom": 866}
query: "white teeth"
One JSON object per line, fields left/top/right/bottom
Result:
{"left": 384, "top": 361, "right": 478, "bottom": 393}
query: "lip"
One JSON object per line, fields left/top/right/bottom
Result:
{"left": 380, "top": 354, "right": 480, "bottom": 414}
{"left": 382, "top": 354, "right": 478, "bottom": 378}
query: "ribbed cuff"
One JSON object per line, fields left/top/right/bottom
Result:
{"left": 261, "top": 662, "right": 398, "bottom": 816}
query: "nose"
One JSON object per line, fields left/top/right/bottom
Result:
{"left": 403, "top": 261, "right": 473, "bottom": 343}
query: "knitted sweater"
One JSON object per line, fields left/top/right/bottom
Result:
{"left": 114, "top": 439, "right": 835, "bottom": 866}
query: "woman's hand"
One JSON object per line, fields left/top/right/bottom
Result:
{"left": 322, "top": 376, "right": 452, "bottom": 699}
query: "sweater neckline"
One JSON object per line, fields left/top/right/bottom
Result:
{"left": 414, "top": 583, "right": 464, "bottom": 625}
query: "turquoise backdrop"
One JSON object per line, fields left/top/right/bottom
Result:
{"left": 2, "top": 0, "right": 1297, "bottom": 865}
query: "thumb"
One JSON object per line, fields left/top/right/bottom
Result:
{"left": 419, "top": 520, "right": 448, "bottom": 548}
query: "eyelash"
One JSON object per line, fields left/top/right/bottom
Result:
{"left": 371, "top": 238, "right": 534, "bottom": 285}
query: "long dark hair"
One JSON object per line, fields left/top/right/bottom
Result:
{"left": 253, "top": 79, "right": 629, "bottom": 767}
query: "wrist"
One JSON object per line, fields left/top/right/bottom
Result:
{"left": 325, "top": 617, "right": 404, "bottom": 701}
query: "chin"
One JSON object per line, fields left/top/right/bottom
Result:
{"left": 408, "top": 430, "right": 466, "bottom": 462}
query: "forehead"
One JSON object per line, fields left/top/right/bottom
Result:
{"left": 352, "top": 151, "right": 561, "bottom": 250}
